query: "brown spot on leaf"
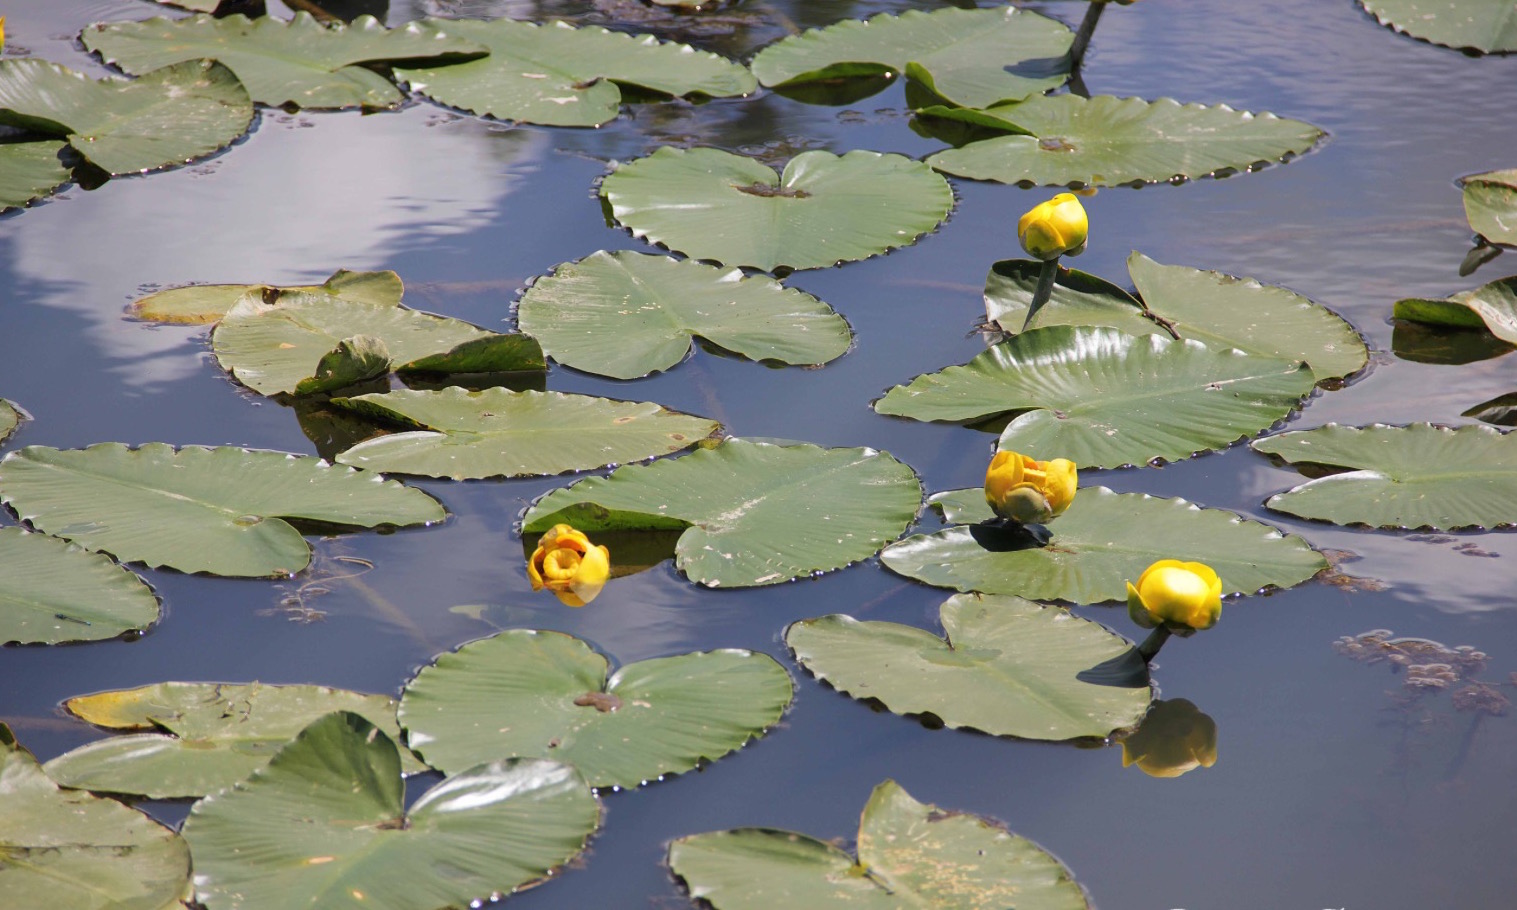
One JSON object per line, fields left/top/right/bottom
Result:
{"left": 574, "top": 692, "right": 623, "bottom": 713}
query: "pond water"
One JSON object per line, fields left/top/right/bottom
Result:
{"left": 3, "top": 0, "right": 1517, "bottom": 907}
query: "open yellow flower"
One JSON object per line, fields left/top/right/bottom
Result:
{"left": 1120, "top": 698, "right": 1217, "bottom": 779}
{"left": 527, "top": 524, "right": 611, "bottom": 607}
{"left": 984, "top": 449, "right": 1077, "bottom": 524}
{"left": 1126, "top": 559, "right": 1222, "bottom": 632}
{"left": 1017, "top": 192, "right": 1088, "bottom": 261}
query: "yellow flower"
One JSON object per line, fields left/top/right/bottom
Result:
{"left": 984, "top": 449, "right": 1077, "bottom": 524}
{"left": 1126, "top": 559, "right": 1222, "bottom": 632}
{"left": 1017, "top": 192, "right": 1088, "bottom": 261}
{"left": 527, "top": 524, "right": 610, "bottom": 607}
{"left": 1120, "top": 698, "right": 1217, "bottom": 779}
{"left": 1, "top": 17, "right": 6, "bottom": 54}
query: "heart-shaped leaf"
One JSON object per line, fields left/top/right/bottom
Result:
{"left": 181, "top": 712, "right": 599, "bottom": 910}
{"left": 522, "top": 439, "right": 922, "bottom": 588}
{"left": 1358, "top": 0, "right": 1517, "bottom": 52}
{"left": 0, "top": 443, "right": 445, "bottom": 577}
{"left": 0, "top": 527, "right": 160, "bottom": 645}
{"left": 399, "top": 629, "right": 792, "bottom": 788}
{"left": 127, "top": 269, "right": 405, "bottom": 325}
{"left": 788, "top": 593, "right": 1151, "bottom": 741}
{"left": 1394, "top": 275, "right": 1517, "bottom": 345}
{"left": 1461, "top": 169, "right": 1517, "bottom": 246}
{"left": 875, "top": 325, "right": 1317, "bottom": 468}
{"left": 881, "top": 486, "right": 1326, "bottom": 603}
{"left": 600, "top": 147, "right": 954, "bottom": 272}
{"left": 1253, "top": 423, "right": 1517, "bottom": 530}
{"left": 331, "top": 387, "right": 720, "bottom": 479}
{"left": 516, "top": 251, "right": 851, "bottom": 379}
{"left": 0, "top": 140, "right": 68, "bottom": 213}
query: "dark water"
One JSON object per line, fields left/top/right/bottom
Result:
{"left": 3, "top": 1, "right": 1517, "bottom": 908}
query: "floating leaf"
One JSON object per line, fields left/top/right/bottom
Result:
{"left": 0, "top": 443, "right": 445, "bottom": 577}
{"left": 1358, "top": 0, "right": 1517, "bottom": 52}
{"left": 1465, "top": 391, "right": 1517, "bottom": 427}
{"left": 127, "top": 269, "right": 404, "bottom": 326}
{"left": 750, "top": 6, "right": 1071, "bottom": 107}
{"left": 788, "top": 593, "right": 1151, "bottom": 741}
{"left": 985, "top": 253, "right": 1367, "bottom": 381}
{"left": 1462, "top": 169, "right": 1517, "bottom": 246}
{"left": 0, "top": 527, "right": 160, "bottom": 645}
{"left": 925, "top": 95, "right": 1323, "bottom": 187}
{"left": 400, "top": 629, "right": 792, "bottom": 788}
{"left": 0, "top": 397, "right": 18, "bottom": 444}
{"left": 0, "top": 57, "right": 252, "bottom": 175}
{"left": 397, "top": 18, "right": 754, "bottom": 127}
{"left": 523, "top": 439, "right": 922, "bottom": 588}
{"left": 1394, "top": 275, "right": 1517, "bottom": 344}
{"left": 182, "top": 712, "right": 599, "bottom": 910}
{"left": 669, "top": 779, "right": 1089, "bottom": 910}
{"left": 881, "top": 486, "right": 1325, "bottom": 603}
{"left": 516, "top": 251, "right": 852, "bottom": 379}
{"left": 331, "top": 387, "right": 719, "bottom": 479}
{"left": 82, "top": 13, "right": 487, "bottom": 109}
{"left": 0, "top": 140, "right": 68, "bottom": 213}
{"left": 601, "top": 147, "right": 954, "bottom": 272}
{"left": 45, "top": 682, "right": 426, "bottom": 799}
{"left": 0, "top": 724, "right": 192, "bottom": 910}
{"left": 1253, "top": 423, "right": 1517, "bottom": 531}
{"left": 875, "top": 325, "right": 1317, "bottom": 468}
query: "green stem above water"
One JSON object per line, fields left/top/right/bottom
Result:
{"left": 1021, "top": 257, "right": 1061, "bottom": 332}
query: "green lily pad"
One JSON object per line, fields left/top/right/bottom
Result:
{"left": 601, "top": 147, "right": 955, "bottom": 272}
{"left": 0, "top": 527, "right": 160, "bottom": 645}
{"left": 1464, "top": 391, "right": 1517, "bottom": 426}
{"left": 516, "top": 251, "right": 852, "bottom": 379}
{"left": 0, "top": 398, "right": 18, "bottom": 444}
{"left": 668, "top": 779, "right": 1089, "bottom": 910}
{"left": 750, "top": 6, "right": 1071, "bottom": 108}
{"left": 1462, "top": 169, "right": 1517, "bottom": 246}
{"left": 1252, "top": 423, "right": 1517, "bottom": 531}
{"left": 0, "top": 140, "right": 68, "bottom": 213}
{"left": 0, "top": 443, "right": 445, "bottom": 577}
{"left": 787, "top": 593, "right": 1151, "bottom": 741}
{"left": 0, "top": 724, "right": 192, "bottom": 910}
{"left": 181, "top": 712, "right": 599, "bottom": 910}
{"left": 925, "top": 94, "right": 1324, "bottom": 186}
{"left": 399, "top": 629, "right": 793, "bottom": 788}
{"left": 875, "top": 325, "right": 1317, "bottom": 468}
{"left": 522, "top": 439, "right": 922, "bottom": 588}
{"left": 82, "top": 13, "right": 487, "bottom": 110}
{"left": 211, "top": 288, "right": 543, "bottom": 396}
{"left": 397, "top": 18, "right": 754, "bottom": 127}
{"left": 45, "top": 682, "right": 427, "bottom": 799}
{"left": 1358, "top": 0, "right": 1517, "bottom": 52}
{"left": 0, "top": 57, "right": 252, "bottom": 175}
{"left": 1395, "top": 275, "right": 1517, "bottom": 344}
{"left": 881, "top": 486, "right": 1326, "bottom": 603}
{"left": 986, "top": 253, "right": 1367, "bottom": 381}
{"left": 127, "top": 269, "right": 404, "bottom": 325}
{"left": 330, "top": 387, "right": 720, "bottom": 479}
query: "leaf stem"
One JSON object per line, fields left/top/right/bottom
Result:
{"left": 1137, "top": 626, "right": 1172, "bottom": 663}
{"left": 1021, "top": 258, "right": 1061, "bottom": 332}
{"left": 1070, "top": 2, "right": 1108, "bottom": 69}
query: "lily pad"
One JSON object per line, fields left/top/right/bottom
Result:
{"left": 516, "top": 251, "right": 852, "bottom": 379}
{"left": 1252, "top": 423, "right": 1517, "bottom": 531}
{"left": 0, "top": 140, "right": 68, "bottom": 213}
{"left": 1358, "top": 0, "right": 1517, "bottom": 52}
{"left": 522, "top": 439, "right": 922, "bottom": 588}
{"left": 600, "top": 147, "right": 955, "bottom": 272}
{"left": 1395, "top": 275, "right": 1517, "bottom": 344}
{"left": 181, "top": 712, "right": 599, "bottom": 910}
{"left": 788, "top": 593, "right": 1151, "bottom": 741}
{"left": 1464, "top": 391, "right": 1517, "bottom": 426}
{"left": 397, "top": 18, "right": 755, "bottom": 127}
{"left": 0, "top": 443, "right": 445, "bottom": 577}
{"left": 1462, "top": 169, "right": 1517, "bottom": 246}
{"left": 925, "top": 94, "right": 1324, "bottom": 187}
{"left": 668, "top": 779, "right": 1089, "bottom": 910}
{"left": 0, "top": 398, "right": 18, "bottom": 444}
{"left": 127, "top": 268, "right": 404, "bottom": 325}
{"left": 45, "top": 682, "right": 427, "bottom": 799}
{"left": 82, "top": 13, "right": 487, "bottom": 110}
{"left": 750, "top": 6, "right": 1072, "bottom": 108}
{"left": 330, "top": 387, "right": 720, "bottom": 479}
{"left": 881, "top": 486, "right": 1326, "bottom": 603}
{"left": 0, "top": 527, "right": 160, "bottom": 645}
{"left": 986, "top": 253, "right": 1367, "bottom": 380}
{"left": 875, "top": 325, "right": 1317, "bottom": 468}
{"left": 0, "top": 724, "right": 192, "bottom": 910}
{"left": 0, "top": 57, "right": 252, "bottom": 175}
{"left": 399, "top": 629, "right": 792, "bottom": 788}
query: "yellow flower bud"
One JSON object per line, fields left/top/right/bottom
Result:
{"left": 1017, "top": 192, "right": 1088, "bottom": 261}
{"left": 527, "top": 524, "right": 611, "bottom": 607}
{"left": 984, "top": 449, "right": 1077, "bottom": 524}
{"left": 1120, "top": 698, "right": 1217, "bottom": 779}
{"left": 1126, "top": 559, "right": 1222, "bottom": 632}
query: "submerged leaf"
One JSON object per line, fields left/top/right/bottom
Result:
{"left": 0, "top": 527, "right": 160, "bottom": 645}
